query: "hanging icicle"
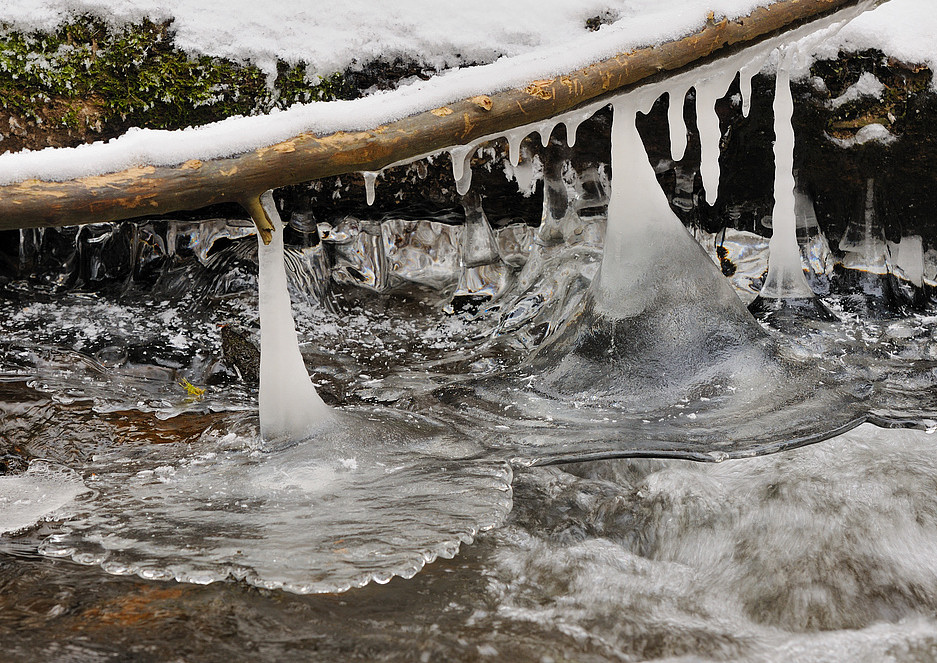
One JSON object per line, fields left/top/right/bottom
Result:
{"left": 668, "top": 85, "right": 690, "bottom": 162}
{"left": 362, "top": 171, "right": 379, "bottom": 206}
{"left": 253, "top": 192, "right": 332, "bottom": 444}
{"left": 758, "top": 47, "right": 817, "bottom": 300}
{"left": 450, "top": 145, "right": 476, "bottom": 196}
{"left": 694, "top": 70, "right": 736, "bottom": 206}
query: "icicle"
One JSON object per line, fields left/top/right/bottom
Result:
{"left": 694, "top": 70, "right": 736, "bottom": 206}
{"left": 668, "top": 85, "right": 689, "bottom": 162}
{"left": 759, "top": 48, "right": 816, "bottom": 299}
{"left": 739, "top": 64, "right": 755, "bottom": 118}
{"left": 538, "top": 142, "right": 573, "bottom": 244}
{"left": 18, "top": 228, "right": 29, "bottom": 270}
{"left": 537, "top": 121, "right": 557, "bottom": 147}
{"left": 739, "top": 48, "right": 774, "bottom": 119}
{"left": 597, "top": 98, "right": 754, "bottom": 326}
{"left": 254, "top": 191, "right": 332, "bottom": 443}
{"left": 599, "top": 100, "right": 657, "bottom": 310}
{"left": 362, "top": 171, "right": 378, "bottom": 206}
{"left": 460, "top": 192, "right": 500, "bottom": 268}
{"left": 839, "top": 178, "right": 889, "bottom": 275}
{"left": 505, "top": 129, "right": 526, "bottom": 167}
{"left": 450, "top": 145, "right": 475, "bottom": 195}
{"left": 562, "top": 110, "right": 593, "bottom": 148}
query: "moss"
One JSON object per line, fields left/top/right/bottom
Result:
{"left": 0, "top": 15, "right": 349, "bottom": 151}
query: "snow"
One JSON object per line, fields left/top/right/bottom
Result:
{"left": 0, "top": 0, "right": 771, "bottom": 78}
{"left": 0, "top": 0, "right": 930, "bottom": 186}
{"left": 830, "top": 71, "right": 886, "bottom": 109}
{"left": 812, "top": 0, "right": 937, "bottom": 79}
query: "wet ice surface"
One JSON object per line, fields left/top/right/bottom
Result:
{"left": 1, "top": 270, "right": 937, "bottom": 661}
{"left": 3, "top": 206, "right": 937, "bottom": 602}
{"left": 38, "top": 412, "right": 511, "bottom": 593}
{"left": 5, "top": 426, "right": 937, "bottom": 662}
{"left": 0, "top": 462, "right": 88, "bottom": 535}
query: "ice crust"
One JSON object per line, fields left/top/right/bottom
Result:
{"left": 0, "top": 462, "right": 88, "bottom": 535}
{"left": 38, "top": 423, "right": 513, "bottom": 593}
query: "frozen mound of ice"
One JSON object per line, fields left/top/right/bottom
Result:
{"left": 38, "top": 410, "right": 512, "bottom": 593}
{"left": 459, "top": 90, "right": 870, "bottom": 466}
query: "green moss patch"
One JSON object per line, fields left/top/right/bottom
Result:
{"left": 0, "top": 15, "right": 349, "bottom": 151}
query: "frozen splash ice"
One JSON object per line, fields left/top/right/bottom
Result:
{"left": 30, "top": 192, "right": 516, "bottom": 593}
{"left": 595, "top": 95, "right": 755, "bottom": 324}
{"left": 468, "top": 64, "right": 874, "bottom": 465}
{"left": 256, "top": 192, "right": 332, "bottom": 444}
{"left": 38, "top": 418, "right": 512, "bottom": 593}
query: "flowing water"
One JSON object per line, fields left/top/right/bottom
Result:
{"left": 5, "top": 6, "right": 937, "bottom": 658}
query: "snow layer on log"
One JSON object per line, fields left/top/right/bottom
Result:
{"left": 0, "top": 0, "right": 774, "bottom": 77}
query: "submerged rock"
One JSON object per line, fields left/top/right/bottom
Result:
{"left": 220, "top": 324, "right": 260, "bottom": 385}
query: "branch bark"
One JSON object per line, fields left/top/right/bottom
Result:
{"left": 0, "top": 0, "right": 883, "bottom": 232}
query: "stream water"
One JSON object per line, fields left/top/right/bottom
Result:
{"left": 4, "top": 9, "right": 937, "bottom": 659}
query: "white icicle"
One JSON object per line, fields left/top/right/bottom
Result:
{"left": 505, "top": 129, "right": 526, "bottom": 167}
{"left": 256, "top": 192, "right": 332, "bottom": 443}
{"left": 739, "top": 64, "right": 755, "bottom": 118}
{"left": 668, "top": 85, "right": 689, "bottom": 162}
{"left": 694, "top": 70, "right": 736, "bottom": 206}
{"left": 563, "top": 110, "right": 592, "bottom": 148}
{"left": 362, "top": 171, "right": 378, "bottom": 206}
{"left": 597, "top": 98, "right": 752, "bottom": 324}
{"left": 537, "top": 122, "right": 555, "bottom": 147}
{"left": 759, "top": 48, "right": 816, "bottom": 299}
{"left": 597, "top": 99, "right": 679, "bottom": 316}
{"left": 450, "top": 145, "right": 475, "bottom": 195}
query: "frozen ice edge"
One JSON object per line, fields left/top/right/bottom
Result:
{"left": 37, "top": 463, "right": 513, "bottom": 595}
{"left": 0, "top": 461, "right": 90, "bottom": 536}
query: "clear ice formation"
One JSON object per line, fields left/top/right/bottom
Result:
{"left": 11, "top": 0, "right": 903, "bottom": 593}
{"left": 759, "top": 47, "right": 820, "bottom": 300}
{"left": 33, "top": 193, "right": 513, "bottom": 593}
{"left": 477, "top": 93, "right": 868, "bottom": 465}
{"left": 668, "top": 85, "right": 689, "bottom": 162}
{"left": 0, "top": 462, "right": 88, "bottom": 535}
{"left": 257, "top": 192, "right": 332, "bottom": 444}
{"left": 38, "top": 413, "right": 512, "bottom": 593}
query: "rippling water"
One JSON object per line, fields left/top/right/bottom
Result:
{"left": 2, "top": 210, "right": 937, "bottom": 660}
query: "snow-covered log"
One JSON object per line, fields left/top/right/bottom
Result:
{"left": 0, "top": 0, "right": 885, "bottom": 234}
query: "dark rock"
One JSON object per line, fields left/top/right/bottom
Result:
{"left": 220, "top": 324, "right": 261, "bottom": 385}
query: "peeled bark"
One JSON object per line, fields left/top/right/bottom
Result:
{"left": 0, "top": 0, "right": 885, "bottom": 233}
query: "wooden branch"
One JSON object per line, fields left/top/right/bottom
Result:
{"left": 0, "top": 0, "right": 883, "bottom": 233}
